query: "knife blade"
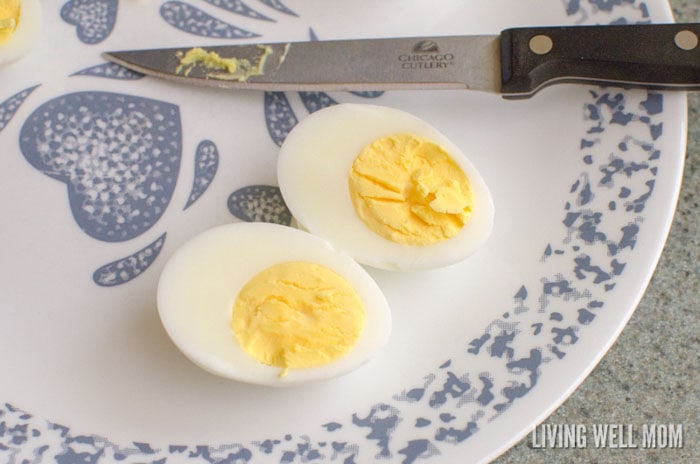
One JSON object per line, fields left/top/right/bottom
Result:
{"left": 104, "top": 23, "right": 700, "bottom": 99}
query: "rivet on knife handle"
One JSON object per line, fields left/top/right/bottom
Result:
{"left": 499, "top": 23, "right": 700, "bottom": 98}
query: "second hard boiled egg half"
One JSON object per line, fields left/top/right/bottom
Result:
{"left": 157, "top": 222, "right": 391, "bottom": 386}
{"left": 278, "top": 104, "right": 494, "bottom": 271}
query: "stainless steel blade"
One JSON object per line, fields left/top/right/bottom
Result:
{"left": 103, "top": 35, "right": 502, "bottom": 93}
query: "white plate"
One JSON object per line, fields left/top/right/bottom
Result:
{"left": 0, "top": 1, "right": 685, "bottom": 463}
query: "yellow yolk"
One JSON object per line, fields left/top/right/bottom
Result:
{"left": 232, "top": 261, "right": 365, "bottom": 376}
{"left": 176, "top": 46, "right": 272, "bottom": 81}
{"left": 348, "top": 133, "right": 473, "bottom": 246}
{"left": 0, "top": 0, "right": 20, "bottom": 47}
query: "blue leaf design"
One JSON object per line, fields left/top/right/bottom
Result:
{"left": 133, "top": 442, "right": 156, "bottom": 454}
{"left": 351, "top": 404, "right": 400, "bottom": 459}
{"left": 322, "top": 422, "right": 342, "bottom": 432}
{"left": 184, "top": 140, "right": 219, "bottom": 210}
{"left": 71, "top": 63, "right": 145, "bottom": 80}
{"left": 565, "top": 0, "right": 581, "bottom": 15}
{"left": 227, "top": 185, "right": 292, "bottom": 225}
{"left": 19, "top": 92, "right": 182, "bottom": 242}
{"left": 255, "top": 0, "right": 297, "bottom": 16}
{"left": 264, "top": 92, "right": 298, "bottom": 146}
{"left": 589, "top": 0, "right": 634, "bottom": 12}
{"left": 203, "top": 0, "right": 274, "bottom": 21}
{"left": 299, "top": 92, "right": 338, "bottom": 113}
{"left": 0, "top": 85, "right": 40, "bottom": 132}
{"left": 93, "top": 233, "right": 167, "bottom": 286}
{"left": 61, "top": 0, "right": 119, "bottom": 44}
{"left": 351, "top": 91, "right": 385, "bottom": 98}
{"left": 161, "top": 1, "right": 260, "bottom": 38}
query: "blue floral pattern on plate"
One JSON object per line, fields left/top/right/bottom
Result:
{"left": 0, "top": 85, "right": 40, "bottom": 132}
{"left": 19, "top": 91, "right": 181, "bottom": 242}
{"left": 255, "top": 0, "right": 297, "bottom": 16}
{"left": 263, "top": 91, "right": 298, "bottom": 146}
{"left": 0, "top": 0, "right": 679, "bottom": 462}
{"left": 160, "top": 1, "right": 260, "bottom": 38}
{"left": 61, "top": 0, "right": 119, "bottom": 44}
{"left": 71, "top": 63, "right": 145, "bottom": 80}
{"left": 184, "top": 140, "right": 220, "bottom": 210}
{"left": 227, "top": 185, "right": 291, "bottom": 225}
{"left": 202, "top": 0, "right": 275, "bottom": 22}
{"left": 93, "top": 233, "right": 168, "bottom": 286}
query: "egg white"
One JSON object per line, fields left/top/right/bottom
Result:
{"left": 0, "top": 0, "right": 42, "bottom": 66}
{"left": 157, "top": 222, "right": 392, "bottom": 386}
{"left": 277, "top": 103, "right": 495, "bottom": 271}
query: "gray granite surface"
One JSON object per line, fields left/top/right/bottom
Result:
{"left": 493, "top": 2, "right": 700, "bottom": 463}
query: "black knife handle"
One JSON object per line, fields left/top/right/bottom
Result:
{"left": 500, "top": 23, "right": 700, "bottom": 98}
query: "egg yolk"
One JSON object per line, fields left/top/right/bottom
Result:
{"left": 176, "top": 45, "right": 272, "bottom": 81}
{"left": 348, "top": 133, "right": 473, "bottom": 246}
{"left": 0, "top": 0, "right": 20, "bottom": 46}
{"left": 232, "top": 261, "right": 365, "bottom": 376}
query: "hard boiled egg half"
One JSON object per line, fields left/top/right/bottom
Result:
{"left": 278, "top": 103, "right": 494, "bottom": 271}
{"left": 157, "top": 222, "right": 391, "bottom": 386}
{"left": 0, "top": 0, "right": 41, "bottom": 66}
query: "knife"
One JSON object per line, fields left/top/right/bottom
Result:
{"left": 104, "top": 23, "right": 700, "bottom": 99}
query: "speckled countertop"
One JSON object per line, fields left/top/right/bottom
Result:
{"left": 494, "top": 1, "right": 700, "bottom": 463}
